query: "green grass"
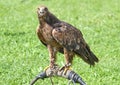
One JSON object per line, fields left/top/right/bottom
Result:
{"left": 0, "top": 0, "right": 120, "bottom": 85}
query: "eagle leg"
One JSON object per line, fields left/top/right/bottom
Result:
{"left": 44, "top": 45, "right": 57, "bottom": 70}
{"left": 59, "top": 48, "right": 74, "bottom": 74}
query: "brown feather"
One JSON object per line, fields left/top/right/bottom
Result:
{"left": 52, "top": 22, "right": 99, "bottom": 65}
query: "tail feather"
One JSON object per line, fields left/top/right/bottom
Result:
{"left": 75, "top": 44, "right": 99, "bottom": 66}
{"left": 86, "top": 45, "right": 99, "bottom": 62}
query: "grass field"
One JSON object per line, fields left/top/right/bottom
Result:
{"left": 0, "top": 0, "right": 120, "bottom": 85}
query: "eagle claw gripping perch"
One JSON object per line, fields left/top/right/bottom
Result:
{"left": 30, "top": 65, "right": 86, "bottom": 85}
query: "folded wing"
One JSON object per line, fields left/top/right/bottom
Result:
{"left": 52, "top": 22, "right": 98, "bottom": 65}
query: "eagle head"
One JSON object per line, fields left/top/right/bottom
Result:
{"left": 37, "top": 6, "right": 48, "bottom": 17}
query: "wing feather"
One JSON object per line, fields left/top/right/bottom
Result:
{"left": 52, "top": 22, "right": 98, "bottom": 65}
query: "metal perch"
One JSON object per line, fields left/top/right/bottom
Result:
{"left": 30, "top": 65, "right": 86, "bottom": 85}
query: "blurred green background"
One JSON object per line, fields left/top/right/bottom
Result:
{"left": 0, "top": 0, "right": 120, "bottom": 85}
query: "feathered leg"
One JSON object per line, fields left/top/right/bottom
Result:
{"left": 64, "top": 48, "right": 74, "bottom": 65}
{"left": 60, "top": 48, "right": 74, "bottom": 73}
{"left": 44, "top": 45, "right": 57, "bottom": 70}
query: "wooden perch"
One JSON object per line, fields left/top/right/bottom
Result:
{"left": 30, "top": 65, "right": 86, "bottom": 85}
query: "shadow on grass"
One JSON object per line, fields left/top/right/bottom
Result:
{"left": 4, "top": 32, "right": 26, "bottom": 36}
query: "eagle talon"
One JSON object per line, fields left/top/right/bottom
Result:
{"left": 59, "top": 64, "right": 72, "bottom": 74}
{"left": 44, "top": 66, "right": 51, "bottom": 71}
{"left": 44, "top": 64, "right": 58, "bottom": 71}
{"left": 64, "top": 67, "right": 71, "bottom": 74}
